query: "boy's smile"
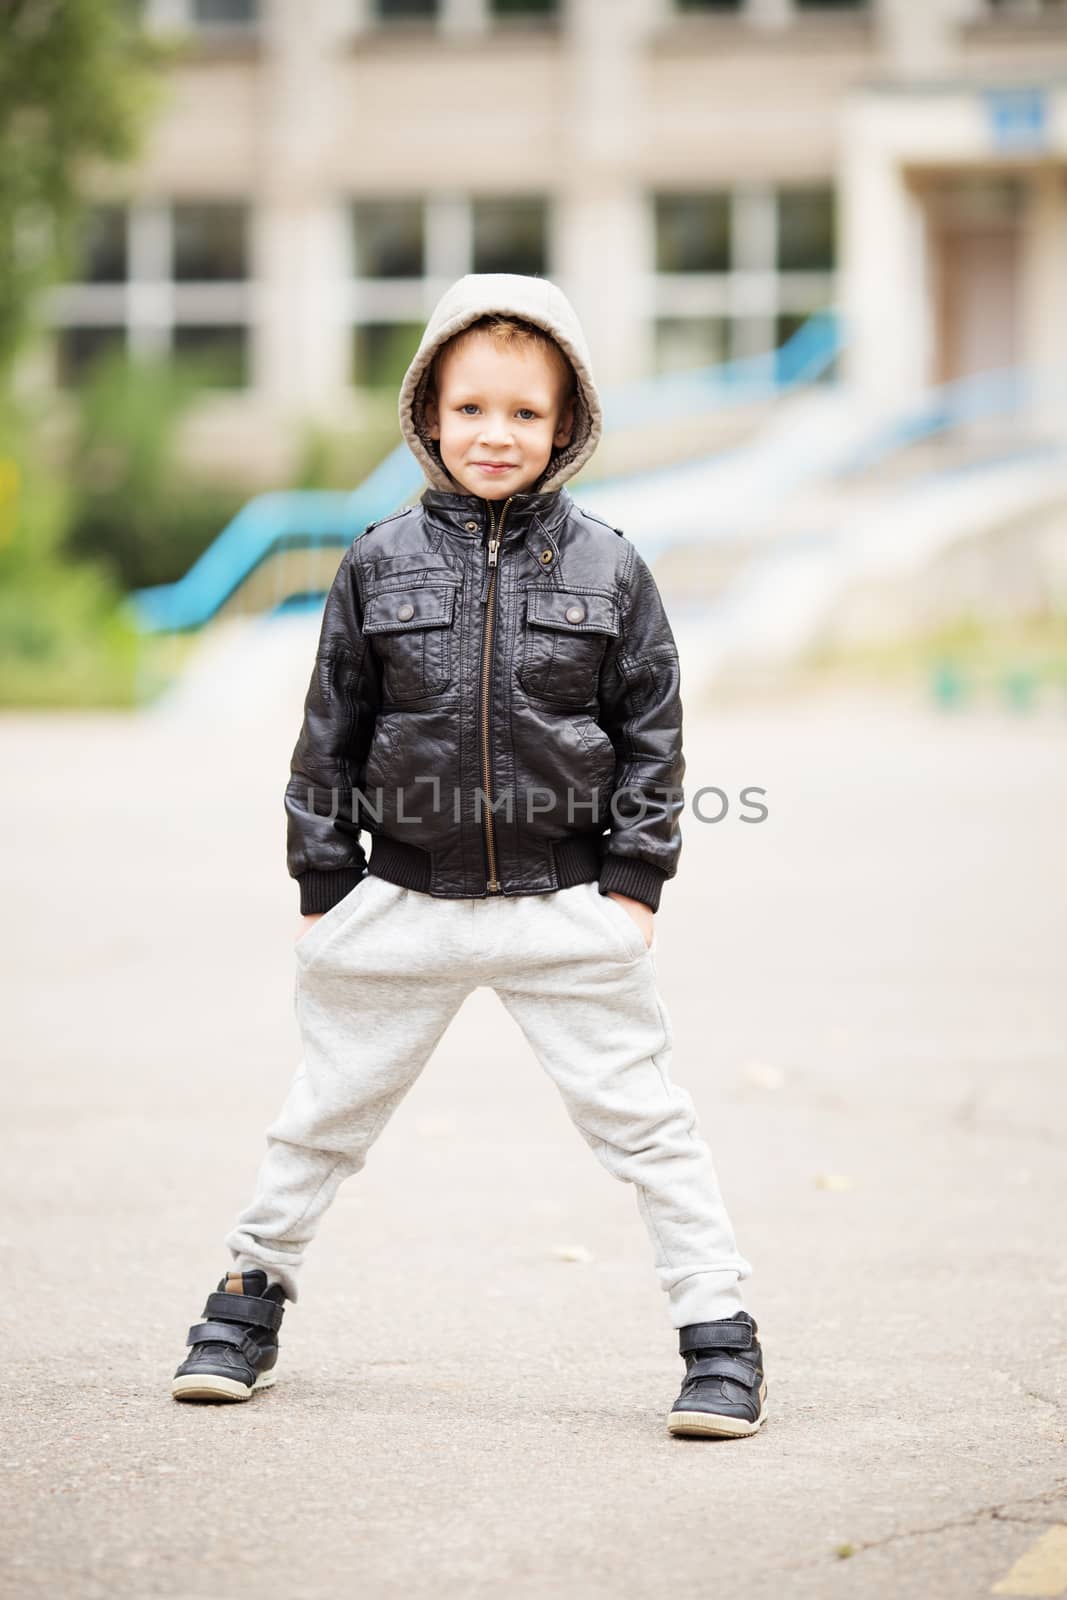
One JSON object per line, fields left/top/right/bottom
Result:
{"left": 425, "top": 329, "right": 575, "bottom": 500}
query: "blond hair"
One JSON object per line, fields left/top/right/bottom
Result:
{"left": 430, "top": 315, "right": 575, "bottom": 410}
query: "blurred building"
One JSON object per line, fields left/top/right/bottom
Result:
{"left": 48, "top": 0, "right": 1067, "bottom": 479}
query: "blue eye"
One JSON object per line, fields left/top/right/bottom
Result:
{"left": 457, "top": 403, "right": 537, "bottom": 419}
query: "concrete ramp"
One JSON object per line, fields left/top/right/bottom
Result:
{"left": 149, "top": 611, "right": 322, "bottom": 730}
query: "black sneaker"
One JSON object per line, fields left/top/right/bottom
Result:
{"left": 171, "top": 1268, "right": 287, "bottom": 1403}
{"left": 666, "top": 1310, "right": 767, "bottom": 1438}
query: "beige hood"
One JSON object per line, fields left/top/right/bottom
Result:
{"left": 397, "top": 272, "right": 603, "bottom": 495}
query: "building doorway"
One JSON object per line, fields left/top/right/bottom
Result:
{"left": 924, "top": 175, "right": 1026, "bottom": 384}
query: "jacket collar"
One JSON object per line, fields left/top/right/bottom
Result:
{"left": 420, "top": 484, "right": 572, "bottom": 544}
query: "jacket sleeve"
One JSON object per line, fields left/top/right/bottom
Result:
{"left": 595, "top": 544, "right": 685, "bottom": 913}
{"left": 284, "top": 543, "right": 381, "bottom": 915}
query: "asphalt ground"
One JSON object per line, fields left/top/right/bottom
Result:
{"left": 1, "top": 682, "right": 1064, "bottom": 1599}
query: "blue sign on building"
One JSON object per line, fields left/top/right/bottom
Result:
{"left": 985, "top": 87, "right": 1048, "bottom": 153}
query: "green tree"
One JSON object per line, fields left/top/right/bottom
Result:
{"left": 0, "top": 1, "right": 165, "bottom": 705}
{"left": 0, "top": 0, "right": 160, "bottom": 380}
{"left": 67, "top": 348, "right": 245, "bottom": 590}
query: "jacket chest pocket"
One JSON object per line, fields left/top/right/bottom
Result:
{"left": 519, "top": 588, "right": 621, "bottom": 707}
{"left": 363, "top": 583, "right": 458, "bottom": 702}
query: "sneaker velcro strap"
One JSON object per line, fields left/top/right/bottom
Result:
{"left": 679, "top": 1321, "right": 753, "bottom": 1354}
{"left": 203, "top": 1291, "right": 283, "bottom": 1331}
{"left": 685, "top": 1355, "right": 760, "bottom": 1387}
{"left": 187, "top": 1321, "right": 260, "bottom": 1358}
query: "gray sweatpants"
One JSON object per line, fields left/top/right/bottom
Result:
{"left": 225, "top": 875, "right": 753, "bottom": 1328}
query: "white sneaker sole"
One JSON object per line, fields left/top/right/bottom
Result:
{"left": 171, "top": 1367, "right": 278, "bottom": 1403}
{"left": 667, "top": 1379, "right": 768, "bottom": 1438}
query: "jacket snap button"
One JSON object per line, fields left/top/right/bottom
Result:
{"left": 396, "top": 602, "right": 415, "bottom": 622}
{"left": 539, "top": 549, "right": 553, "bottom": 564}
{"left": 465, "top": 520, "right": 478, "bottom": 532}
{"left": 564, "top": 604, "right": 585, "bottom": 624}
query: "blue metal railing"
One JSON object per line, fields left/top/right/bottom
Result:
{"left": 129, "top": 441, "right": 426, "bottom": 634}
{"left": 601, "top": 309, "right": 841, "bottom": 431}
{"left": 127, "top": 310, "right": 843, "bottom": 635}
{"left": 831, "top": 367, "right": 1038, "bottom": 479}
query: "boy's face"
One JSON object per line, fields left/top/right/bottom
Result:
{"left": 425, "top": 330, "right": 575, "bottom": 500}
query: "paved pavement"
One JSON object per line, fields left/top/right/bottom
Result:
{"left": 1, "top": 681, "right": 1064, "bottom": 1600}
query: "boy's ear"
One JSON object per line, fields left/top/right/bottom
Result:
{"left": 554, "top": 395, "right": 575, "bottom": 449}
{"left": 425, "top": 391, "right": 440, "bottom": 440}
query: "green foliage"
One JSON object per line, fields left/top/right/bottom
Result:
{"left": 0, "top": 343, "right": 251, "bottom": 706}
{"left": 0, "top": 559, "right": 143, "bottom": 707}
{"left": 797, "top": 607, "right": 1067, "bottom": 715}
{"left": 352, "top": 322, "right": 424, "bottom": 394}
{"left": 65, "top": 348, "right": 245, "bottom": 590}
{"left": 0, "top": 0, "right": 163, "bottom": 379}
{"left": 0, "top": 397, "right": 143, "bottom": 706}
{"left": 0, "top": 1, "right": 186, "bottom": 705}
{"left": 806, "top": 609, "right": 1067, "bottom": 684}
{"left": 293, "top": 396, "right": 406, "bottom": 492}
{"left": 293, "top": 425, "right": 340, "bottom": 491}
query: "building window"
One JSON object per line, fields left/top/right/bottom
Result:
{"left": 777, "top": 187, "right": 835, "bottom": 272}
{"left": 472, "top": 197, "right": 548, "bottom": 276}
{"left": 652, "top": 184, "right": 837, "bottom": 373}
{"left": 491, "top": 0, "right": 560, "bottom": 14}
{"left": 173, "top": 203, "right": 248, "bottom": 282}
{"left": 53, "top": 199, "right": 253, "bottom": 388}
{"left": 142, "top": 0, "right": 259, "bottom": 28}
{"left": 352, "top": 200, "right": 424, "bottom": 279}
{"left": 775, "top": 312, "right": 809, "bottom": 348}
{"left": 348, "top": 195, "right": 553, "bottom": 392}
{"left": 81, "top": 205, "right": 128, "bottom": 285}
{"left": 374, "top": 0, "right": 439, "bottom": 19}
{"left": 654, "top": 193, "right": 731, "bottom": 274}
{"left": 673, "top": 0, "right": 868, "bottom": 14}
{"left": 172, "top": 324, "right": 249, "bottom": 387}
{"left": 352, "top": 323, "right": 424, "bottom": 390}
{"left": 653, "top": 316, "right": 732, "bottom": 374}
{"left": 192, "top": 0, "right": 258, "bottom": 21}
{"left": 986, "top": 0, "right": 1067, "bottom": 13}
{"left": 56, "top": 326, "right": 127, "bottom": 387}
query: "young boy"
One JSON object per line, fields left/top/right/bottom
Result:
{"left": 171, "top": 272, "right": 766, "bottom": 1439}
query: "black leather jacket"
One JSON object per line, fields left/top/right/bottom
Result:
{"left": 285, "top": 483, "right": 685, "bottom": 915}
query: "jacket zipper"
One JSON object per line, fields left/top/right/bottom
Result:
{"left": 479, "top": 495, "right": 512, "bottom": 894}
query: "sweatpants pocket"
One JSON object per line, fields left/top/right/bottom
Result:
{"left": 294, "top": 873, "right": 378, "bottom": 969}
{"left": 586, "top": 882, "right": 653, "bottom": 963}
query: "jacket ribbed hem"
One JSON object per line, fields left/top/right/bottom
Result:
{"left": 598, "top": 853, "right": 669, "bottom": 913}
{"left": 297, "top": 866, "right": 367, "bottom": 916}
{"left": 551, "top": 833, "right": 603, "bottom": 890}
{"left": 299, "top": 841, "right": 668, "bottom": 908}
{"left": 363, "top": 832, "right": 605, "bottom": 898}
{"left": 367, "top": 834, "right": 433, "bottom": 893}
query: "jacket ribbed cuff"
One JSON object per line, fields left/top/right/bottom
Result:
{"left": 297, "top": 867, "right": 366, "bottom": 916}
{"left": 597, "top": 854, "right": 669, "bottom": 913}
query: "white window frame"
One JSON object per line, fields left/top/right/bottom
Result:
{"left": 980, "top": 0, "right": 1067, "bottom": 16}
{"left": 352, "top": 0, "right": 561, "bottom": 36}
{"left": 346, "top": 192, "right": 555, "bottom": 386}
{"left": 668, "top": 0, "right": 869, "bottom": 21}
{"left": 143, "top": 0, "right": 260, "bottom": 32}
{"left": 48, "top": 199, "right": 256, "bottom": 387}
{"left": 650, "top": 183, "right": 838, "bottom": 370}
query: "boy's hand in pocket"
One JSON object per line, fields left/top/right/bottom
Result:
{"left": 295, "top": 912, "right": 323, "bottom": 944}
{"left": 606, "top": 892, "right": 655, "bottom": 949}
